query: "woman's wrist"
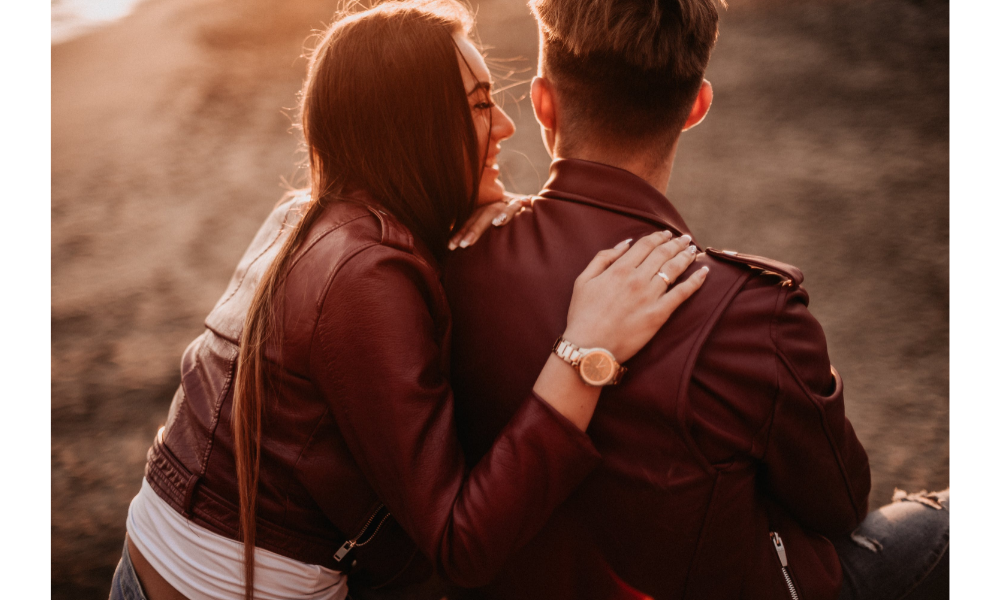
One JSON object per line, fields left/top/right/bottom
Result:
{"left": 532, "top": 352, "right": 602, "bottom": 432}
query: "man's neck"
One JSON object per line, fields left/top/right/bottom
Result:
{"left": 554, "top": 141, "right": 678, "bottom": 196}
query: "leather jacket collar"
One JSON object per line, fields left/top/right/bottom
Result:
{"left": 537, "top": 158, "right": 699, "bottom": 247}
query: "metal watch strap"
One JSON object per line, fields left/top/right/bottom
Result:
{"left": 553, "top": 337, "right": 584, "bottom": 365}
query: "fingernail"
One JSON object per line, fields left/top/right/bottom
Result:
{"left": 493, "top": 213, "right": 508, "bottom": 226}
{"left": 615, "top": 238, "right": 633, "bottom": 250}
{"left": 663, "top": 230, "right": 673, "bottom": 240}
{"left": 687, "top": 245, "right": 698, "bottom": 254}
{"left": 700, "top": 266, "right": 710, "bottom": 275}
{"left": 448, "top": 240, "right": 458, "bottom": 251}
{"left": 680, "top": 234, "right": 692, "bottom": 245}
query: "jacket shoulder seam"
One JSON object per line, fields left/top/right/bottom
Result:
{"left": 286, "top": 211, "right": 376, "bottom": 273}
{"left": 305, "top": 241, "right": 424, "bottom": 361}
{"left": 674, "top": 264, "right": 756, "bottom": 474}
{"left": 754, "top": 282, "right": 789, "bottom": 459}
{"left": 214, "top": 197, "right": 302, "bottom": 311}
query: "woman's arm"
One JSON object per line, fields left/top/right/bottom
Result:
{"left": 310, "top": 232, "right": 704, "bottom": 585}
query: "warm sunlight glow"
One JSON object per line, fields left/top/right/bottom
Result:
{"left": 52, "top": 0, "right": 148, "bottom": 44}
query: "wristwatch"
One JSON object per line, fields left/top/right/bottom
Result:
{"left": 552, "top": 336, "right": 627, "bottom": 387}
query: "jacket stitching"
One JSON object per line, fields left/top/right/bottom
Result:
{"left": 215, "top": 196, "right": 302, "bottom": 309}
{"left": 754, "top": 277, "right": 787, "bottom": 459}
{"left": 286, "top": 211, "right": 373, "bottom": 273}
{"left": 198, "top": 340, "right": 238, "bottom": 477}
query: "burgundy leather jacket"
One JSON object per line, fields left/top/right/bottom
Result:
{"left": 143, "top": 192, "right": 601, "bottom": 590}
{"left": 444, "top": 159, "right": 872, "bottom": 600}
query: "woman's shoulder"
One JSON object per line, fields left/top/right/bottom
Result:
{"left": 297, "top": 197, "right": 434, "bottom": 278}
{"left": 285, "top": 196, "right": 443, "bottom": 316}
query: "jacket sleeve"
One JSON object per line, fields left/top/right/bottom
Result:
{"left": 308, "top": 244, "right": 601, "bottom": 587}
{"left": 759, "top": 282, "right": 871, "bottom": 534}
{"left": 689, "top": 274, "right": 870, "bottom": 536}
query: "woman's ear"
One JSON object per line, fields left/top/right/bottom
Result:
{"left": 682, "top": 79, "right": 713, "bottom": 132}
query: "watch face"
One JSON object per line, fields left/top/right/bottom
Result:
{"left": 579, "top": 350, "right": 616, "bottom": 386}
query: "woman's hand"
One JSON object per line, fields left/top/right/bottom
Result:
{"left": 532, "top": 230, "right": 708, "bottom": 431}
{"left": 448, "top": 194, "right": 531, "bottom": 250}
{"left": 563, "top": 230, "right": 708, "bottom": 361}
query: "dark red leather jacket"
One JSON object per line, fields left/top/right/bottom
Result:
{"left": 444, "top": 159, "right": 872, "bottom": 600}
{"left": 143, "top": 192, "right": 601, "bottom": 590}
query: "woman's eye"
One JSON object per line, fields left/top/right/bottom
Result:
{"left": 474, "top": 101, "right": 495, "bottom": 110}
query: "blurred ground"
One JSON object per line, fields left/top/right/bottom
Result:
{"left": 51, "top": 0, "right": 949, "bottom": 597}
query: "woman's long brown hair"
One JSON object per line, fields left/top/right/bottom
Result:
{"left": 231, "top": 2, "right": 482, "bottom": 598}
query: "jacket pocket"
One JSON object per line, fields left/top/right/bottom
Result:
{"left": 334, "top": 503, "right": 391, "bottom": 563}
{"left": 338, "top": 504, "right": 436, "bottom": 594}
{"left": 770, "top": 531, "right": 801, "bottom": 600}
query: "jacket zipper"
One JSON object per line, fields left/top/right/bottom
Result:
{"left": 770, "top": 531, "right": 800, "bottom": 600}
{"left": 334, "top": 503, "right": 391, "bottom": 562}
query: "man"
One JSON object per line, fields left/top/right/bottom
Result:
{"left": 443, "top": 1, "right": 873, "bottom": 598}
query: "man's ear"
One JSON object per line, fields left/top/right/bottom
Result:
{"left": 531, "top": 76, "right": 557, "bottom": 132}
{"left": 682, "top": 79, "right": 713, "bottom": 132}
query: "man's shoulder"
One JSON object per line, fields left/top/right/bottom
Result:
{"left": 691, "top": 247, "right": 813, "bottom": 344}
{"left": 702, "top": 247, "right": 804, "bottom": 290}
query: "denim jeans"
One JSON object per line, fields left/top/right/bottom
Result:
{"left": 109, "top": 539, "right": 148, "bottom": 600}
{"left": 835, "top": 489, "right": 949, "bottom": 600}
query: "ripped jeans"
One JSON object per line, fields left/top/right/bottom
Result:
{"left": 835, "top": 489, "right": 949, "bottom": 600}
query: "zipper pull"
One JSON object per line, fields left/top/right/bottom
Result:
{"left": 334, "top": 539, "right": 355, "bottom": 562}
{"left": 770, "top": 531, "right": 788, "bottom": 567}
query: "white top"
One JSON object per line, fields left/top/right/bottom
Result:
{"left": 126, "top": 478, "right": 348, "bottom": 600}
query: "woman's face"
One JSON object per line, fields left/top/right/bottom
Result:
{"left": 453, "top": 34, "right": 516, "bottom": 205}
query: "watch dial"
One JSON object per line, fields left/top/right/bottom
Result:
{"left": 580, "top": 351, "right": 614, "bottom": 385}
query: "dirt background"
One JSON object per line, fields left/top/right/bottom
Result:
{"left": 51, "top": 0, "right": 949, "bottom": 597}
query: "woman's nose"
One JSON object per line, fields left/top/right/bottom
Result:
{"left": 492, "top": 104, "right": 515, "bottom": 142}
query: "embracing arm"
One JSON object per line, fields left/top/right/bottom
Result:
{"left": 310, "top": 227, "right": 704, "bottom": 585}
{"left": 310, "top": 245, "right": 599, "bottom": 587}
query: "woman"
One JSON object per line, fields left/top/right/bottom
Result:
{"left": 109, "top": 2, "right": 708, "bottom": 600}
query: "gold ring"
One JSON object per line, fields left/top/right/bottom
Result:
{"left": 656, "top": 271, "right": 671, "bottom": 285}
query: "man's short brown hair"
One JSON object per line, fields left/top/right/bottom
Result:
{"left": 531, "top": 0, "right": 722, "bottom": 150}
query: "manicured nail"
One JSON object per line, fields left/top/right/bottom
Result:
{"left": 679, "top": 234, "right": 692, "bottom": 245}
{"left": 663, "top": 230, "right": 673, "bottom": 240}
{"left": 448, "top": 240, "right": 458, "bottom": 251}
{"left": 460, "top": 237, "right": 472, "bottom": 248}
{"left": 492, "top": 214, "right": 507, "bottom": 226}
{"left": 687, "top": 244, "right": 698, "bottom": 254}
{"left": 700, "top": 266, "right": 710, "bottom": 275}
{"left": 615, "top": 238, "right": 633, "bottom": 250}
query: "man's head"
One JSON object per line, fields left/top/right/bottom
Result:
{"left": 529, "top": 0, "right": 722, "bottom": 167}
